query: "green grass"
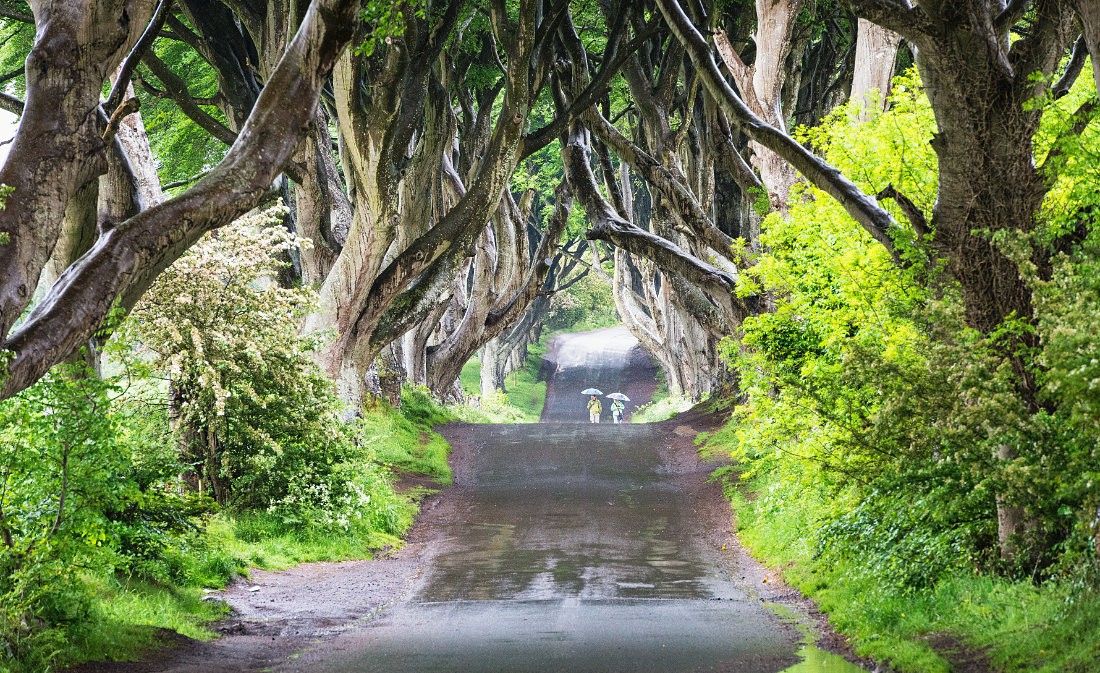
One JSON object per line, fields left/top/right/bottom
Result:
{"left": 78, "top": 577, "right": 228, "bottom": 649}
{"left": 212, "top": 512, "right": 409, "bottom": 571}
{"left": 361, "top": 385, "right": 454, "bottom": 484}
{"left": 457, "top": 340, "right": 548, "bottom": 423}
{"left": 631, "top": 394, "right": 695, "bottom": 423}
{"left": 46, "top": 392, "right": 455, "bottom": 673}
{"left": 716, "top": 470, "right": 1100, "bottom": 673}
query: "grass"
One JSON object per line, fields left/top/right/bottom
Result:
{"left": 361, "top": 385, "right": 454, "bottom": 484}
{"left": 50, "top": 393, "right": 455, "bottom": 673}
{"left": 714, "top": 468, "right": 1100, "bottom": 673}
{"left": 79, "top": 577, "right": 229, "bottom": 646}
{"left": 457, "top": 340, "right": 548, "bottom": 423}
{"left": 631, "top": 394, "right": 695, "bottom": 423}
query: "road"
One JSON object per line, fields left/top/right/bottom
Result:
{"left": 539, "top": 326, "right": 657, "bottom": 423}
{"left": 284, "top": 328, "right": 848, "bottom": 673}
{"left": 70, "top": 328, "right": 865, "bottom": 673}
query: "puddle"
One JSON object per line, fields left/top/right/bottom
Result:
{"left": 768, "top": 602, "right": 869, "bottom": 672}
{"left": 779, "top": 645, "right": 867, "bottom": 672}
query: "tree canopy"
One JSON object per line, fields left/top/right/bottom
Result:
{"left": 1, "top": 2, "right": 1100, "bottom": 666}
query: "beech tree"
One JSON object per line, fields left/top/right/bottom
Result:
{"left": 0, "top": 0, "right": 361, "bottom": 400}
{"left": 657, "top": 0, "right": 1096, "bottom": 560}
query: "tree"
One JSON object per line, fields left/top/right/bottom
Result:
{"left": 657, "top": 0, "right": 1096, "bottom": 561}
{"left": 0, "top": 0, "right": 362, "bottom": 400}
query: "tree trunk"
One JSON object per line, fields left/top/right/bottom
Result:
{"left": 1, "top": 0, "right": 364, "bottom": 400}
{"left": 850, "top": 18, "right": 901, "bottom": 116}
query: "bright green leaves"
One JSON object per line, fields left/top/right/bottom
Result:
{"left": 357, "top": 1, "right": 427, "bottom": 57}
{"left": 0, "top": 364, "right": 133, "bottom": 666}
{"left": 720, "top": 63, "right": 1100, "bottom": 585}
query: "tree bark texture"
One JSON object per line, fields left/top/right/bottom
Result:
{"left": 1, "top": 0, "right": 363, "bottom": 400}
{"left": 850, "top": 18, "right": 901, "bottom": 116}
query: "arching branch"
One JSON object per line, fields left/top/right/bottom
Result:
{"left": 657, "top": 0, "right": 903, "bottom": 260}
{"left": 1, "top": 0, "right": 362, "bottom": 400}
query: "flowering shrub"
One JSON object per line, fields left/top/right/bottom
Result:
{"left": 117, "top": 206, "right": 400, "bottom": 531}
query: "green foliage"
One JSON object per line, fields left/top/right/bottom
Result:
{"left": 631, "top": 395, "right": 694, "bottom": 424}
{"left": 456, "top": 339, "right": 549, "bottom": 423}
{"left": 707, "top": 67, "right": 1100, "bottom": 672}
{"left": 0, "top": 367, "right": 125, "bottom": 669}
{"left": 137, "top": 37, "right": 229, "bottom": 189}
{"left": 728, "top": 471, "right": 1100, "bottom": 672}
{"left": 116, "top": 206, "right": 388, "bottom": 530}
{"left": 0, "top": 224, "right": 456, "bottom": 670}
{"left": 544, "top": 273, "right": 619, "bottom": 333}
{"left": 0, "top": 20, "right": 32, "bottom": 98}
{"left": 357, "top": 1, "right": 426, "bottom": 57}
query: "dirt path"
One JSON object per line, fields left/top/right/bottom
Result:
{"left": 69, "top": 328, "right": 870, "bottom": 673}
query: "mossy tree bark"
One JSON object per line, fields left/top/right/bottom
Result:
{"left": 0, "top": 0, "right": 363, "bottom": 400}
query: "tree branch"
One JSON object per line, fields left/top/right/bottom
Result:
{"left": 657, "top": 0, "right": 903, "bottom": 260}
{"left": 0, "top": 90, "right": 23, "bottom": 115}
{"left": 1052, "top": 35, "right": 1087, "bottom": 99}
{"left": 0, "top": 0, "right": 31, "bottom": 23}
{"left": 1, "top": 0, "right": 362, "bottom": 400}
{"left": 563, "top": 124, "right": 744, "bottom": 322}
{"left": 996, "top": 0, "right": 1032, "bottom": 32}
{"left": 841, "top": 0, "right": 930, "bottom": 43}
{"left": 141, "top": 52, "right": 238, "bottom": 145}
{"left": 876, "top": 183, "right": 928, "bottom": 239}
{"left": 105, "top": 0, "right": 174, "bottom": 116}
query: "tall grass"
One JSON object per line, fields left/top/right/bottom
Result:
{"left": 715, "top": 468, "right": 1100, "bottom": 672}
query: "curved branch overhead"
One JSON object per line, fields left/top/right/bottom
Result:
{"left": 1, "top": 0, "right": 362, "bottom": 399}
{"left": 0, "top": 0, "right": 1093, "bottom": 412}
{"left": 656, "top": 0, "right": 902, "bottom": 256}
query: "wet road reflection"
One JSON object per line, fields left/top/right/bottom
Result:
{"left": 286, "top": 329, "right": 866, "bottom": 673}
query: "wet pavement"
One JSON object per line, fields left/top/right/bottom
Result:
{"left": 286, "top": 328, "right": 814, "bottom": 673}
{"left": 539, "top": 326, "right": 658, "bottom": 423}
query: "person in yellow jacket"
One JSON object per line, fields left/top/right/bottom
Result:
{"left": 587, "top": 395, "right": 602, "bottom": 423}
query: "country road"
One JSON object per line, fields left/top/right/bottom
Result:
{"left": 70, "top": 328, "right": 865, "bottom": 673}
{"left": 282, "top": 328, "right": 863, "bottom": 673}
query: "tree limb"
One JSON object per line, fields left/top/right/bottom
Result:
{"left": 105, "top": 0, "right": 174, "bottom": 116}
{"left": 1052, "top": 35, "right": 1087, "bottom": 99}
{"left": 0, "top": 0, "right": 31, "bottom": 23}
{"left": 141, "top": 52, "right": 238, "bottom": 145}
{"left": 563, "top": 124, "right": 744, "bottom": 320}
{"left": 657, "top": 0, "right": 903, "bottom": 260}
{"left": 0, "top": 90, "right": 22, "bottom": 115}
{"left": 1, "top": 0, "right": 362, "bottom": 400}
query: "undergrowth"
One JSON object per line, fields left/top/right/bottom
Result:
{"left": 1, "top": 384, "right": 452, "bottom": 673}
{"left": 709, "top": 451, "right": 1100, "bottom": 673}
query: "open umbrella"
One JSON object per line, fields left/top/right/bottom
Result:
{"left": 581, "top": 388, "right": 603, "bottom": 396}
{"left": 606, "top": 392, "right": 630, "bottom": 401}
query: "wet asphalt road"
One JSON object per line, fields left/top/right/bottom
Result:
{"left": 540, "top": 327, "right": 658, "bottom": 423}
{"left": 286, "top": 329, "right": 802, "bottom": 673}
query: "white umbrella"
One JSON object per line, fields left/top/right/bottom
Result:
{"left": 606, "top": 392, "right": 630, "bottom": 401}
{"left": 581, "top": 388, "right": 603, "bottom": 395}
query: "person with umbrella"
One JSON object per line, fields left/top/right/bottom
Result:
{"left": 607, "top": 392, "right": 629, "bottom": 424}
{"left": 583, "top": 388, "right": 603, "bottom": 423}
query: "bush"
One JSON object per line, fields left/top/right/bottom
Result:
{"left": 0, "top": 367, "right": 130, "bottom": 668}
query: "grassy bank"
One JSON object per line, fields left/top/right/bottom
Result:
{"left": 13, "top": 393, "right": 454, "bottom": 673}
{"left": 704, "top": 424, "right": 1100, "bottom": 673}
{"left": 458, "top": 339, "right": 550, "bottom": 423}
